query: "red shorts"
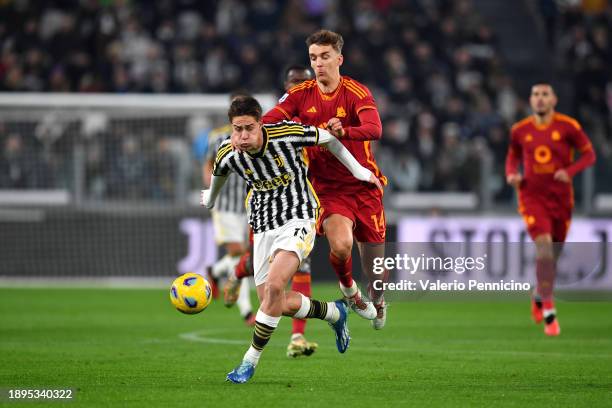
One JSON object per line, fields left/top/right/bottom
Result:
{"left": 519, "top": 200, "right": 571, "bottom": 242}
{"left": 315, "top": 184, "right": 386, "bottom": 243}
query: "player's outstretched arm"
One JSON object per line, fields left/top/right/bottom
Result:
{"left": 200, "top": 174, "right": 228, "bottom": 209}
{"left": 317, "top": 128, "right": 383, "bottom": 191}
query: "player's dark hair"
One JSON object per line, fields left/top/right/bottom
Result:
{"left": 306, "top": 29, "right": 344, "bottom": 53}
{"left": 531, "top": 81, "right": 556, "bottom": 92}
{"left": 228, "top": 96, "right": 262, "bottom": 122}
{"left": 283, "top": 64, "right": 311, "bottom": 80}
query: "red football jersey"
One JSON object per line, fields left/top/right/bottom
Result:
{"left": 263, "top": 76, "right": 386, "bottom": 192}
{"left": 506, "top": 112, "right": 596, "bottom": 209}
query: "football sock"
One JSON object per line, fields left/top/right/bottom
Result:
{"left": 533, "top": 292, "right": 543, "bottom": 309}
{"left": 291, "top": 272, "right": 311, "bottom": 335}
{"left": 293, "top": 293, "right": 340, "bottom": 323}
{"left": 536, "top": 258, "right": 555, "bottom": 299}
{"left": 243, "top": 310, "right": 280, "bottom": 366}
{"left": 368, "top": 269, "right": 389, "bottom": 304}
{"left": 237, "top": 278, "right": 252, "bottom": 317}
{"left": 543, "top": 300, "right": 556, "bottom": 324}
{"left": 339, "top": 280, "right": 359, "bottom": 298}
{"left": 330, "top": 252, "right": 353, "bottom": 289}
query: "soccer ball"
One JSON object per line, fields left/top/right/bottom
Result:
{"left": 170, "top": 273, "right": 212, "bottom": 314}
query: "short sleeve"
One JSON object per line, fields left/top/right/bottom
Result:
{"left": 212, "top": 141, "right": 233, "bottom": 177}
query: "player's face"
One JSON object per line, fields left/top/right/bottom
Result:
{"left": 530, "top": 85, "right": 557, "bottom": 115}
{"left": 231, "top": 115, "right": 263, "bottom": 151}
{"left": 284, "top": 69, "right": 313, "bottom": 91}
{"left": 308, "top": 44, "right": 343, "bottom": 83}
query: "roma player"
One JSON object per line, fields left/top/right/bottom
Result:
{"left": 261, "top": 30, "right": 389, "bottom": 328}
{"left": 506, "top": 83, "right": 596, "bottom": 336}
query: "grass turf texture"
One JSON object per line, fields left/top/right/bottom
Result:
{"left": 1, "top": 286, "right": 611, "bottom": 407}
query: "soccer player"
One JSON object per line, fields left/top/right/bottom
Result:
{"left": 261, "top": 30, "right": 389, "bottom": 328}
{"left": 201, "top": 96, "right": 382, "bottom": 384}
{"left": 203, "top": 114, "right": 255, "bottom": 326}
{"left": 506, "top": 83, "right": 596, "bottom": 336}
{"left": 225, "top": 65, "right": 320, "bottom": 357}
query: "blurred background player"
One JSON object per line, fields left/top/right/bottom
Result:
{"left": 262, "top": 30, "right": 389, "bottom": 329}
{"left": 203, "top": 91, "right": 255, "bottom": 326}
{"left": 225, "top": 65, "right": 320, "bottom": 357}
{"left": 203, "top": 96, "right": 382, "bottom": 383}
{"left": 505, "top": 83, "right": 596, "bottom": 336}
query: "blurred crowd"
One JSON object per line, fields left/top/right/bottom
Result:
{"left": 0, "top": 0, "right": 609, "bottom": 201}
{"left": 540, "top": 0, "right": 612, "bottom": 189}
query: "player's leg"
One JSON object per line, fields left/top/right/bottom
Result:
{"left": 323, "top": 213, "right": 376, "bottom": 319}
{"left": 357, "top": 242, "right": 389, "bottom": 330}
{"left": 523, "top": 205, "right": 560, "bottom": 336}
{"left": 287, "top": 257, "right": 318, "bottom": 357}
{"left": 354, "top": 192, "right": 388, "bottom": 329}
{"left": 226, "top": 231, "right": 285, "bottom": 384}
{"left": 533, "top": 233, "right": 560, "bottom": 336}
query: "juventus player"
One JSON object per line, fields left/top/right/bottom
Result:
{"left": 203, "top": 109, "right": 254, "bottom": 326}
{"left": 201, "top": 96, "right": 382, "bottom": 384}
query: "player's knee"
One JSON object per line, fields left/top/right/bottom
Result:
{"left": 330, "top": 238, "right": 352, "bottom": 261}
{"left": 534, "top": 235, "right": 554, "bottom": 259}
{"left": 264, "top": 279, "right": 284, "bottom": 302}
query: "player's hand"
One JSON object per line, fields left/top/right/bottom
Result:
{"left": 554, "top": 169, "right": 571, "bottom": 183}
{"left": 368, "top": 173, "right": 384, "bottom": 192}
{"left": 200, "top": 189, "right": 214, "bottom": 209}
{"left": 326, "top": 117, "right": 345, "bottom": 138}
{"left": 506, "top": 173, "right": 522, "bottom": 188}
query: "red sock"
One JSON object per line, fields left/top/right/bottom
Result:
{"left": 291, "top": 271, "right": 311, "bottom": 335}
{"left": 234, "top": 251, "right": 252, "bottom": 279}
{"left": 536, "top": 258, "right": 555, "bottom": 300}
{"left": 329, "top": 252, "right": 353, "bottom": 289}
{"left": 542, "top": 299, "right": 555, "bottom": 311}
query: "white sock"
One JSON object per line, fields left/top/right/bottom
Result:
{"left": 339, "top": 281, "right": 358, "bottom": 298}
{"left": 292, "top": 294, "right": 340, "bottom": 323}
{"left": 237, "top": 278, "right": 252, "bottom": 317}
{"left": 324, "top": 301, "right": 340, "bottom": 323}
{"left": 293, "top": 293, "right": 310, "bottom": 319}
{"left": 243, "top": 310, "right": 280, "bottom": 366}
{"left": 243, "top": 346, "right": 262, "bottom": 366}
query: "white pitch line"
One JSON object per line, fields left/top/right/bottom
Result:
{"left": 178, "top": 329, "right": 612, "bottom": 359}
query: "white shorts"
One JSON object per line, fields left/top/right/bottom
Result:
{"left": 253, "top": 218, "right": 316, "bottom": 286}
{"left": 211, "top": 210, "right": 248, "bottom": 245}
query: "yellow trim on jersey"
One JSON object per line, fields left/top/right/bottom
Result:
{"left": 306, "top": 178, "right": 321, "bottom": 221}
{"left": 364, "top": 141, "right": 388, "bottom": 186}
{"left": 510, "top": 116, "right": 533, "bottom": 133}
{"left": 244, "top": 188, "right": 253, "bottom": 210}
{"left": 215, "top": 144, "right": 233, "bottom": 163}
{"left": 274, "top": 106, "right": 291, "bottom": 119}
{"left": 356, "top": 105, "right": 377, "bottom": 114}
{"left": 344, "top": 81, "right": 367, "bottom": 99}
{"left": 554, "top": 112, "right": 582, "bottom": 130}
{"left": 266, "top": 125, "right": 304, "bottom": 137}
{"left": 288, "top": 79, "right": 316, "bottom": 94}
{"left": 344, "top": 79, "right": 369, "bottom": 98}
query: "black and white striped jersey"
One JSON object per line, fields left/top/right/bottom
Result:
{"left": 213, "top": 121, "right": 320, "bottom": 233}
{"left": 206, "top": 125, "right": 246, "bottom": 214}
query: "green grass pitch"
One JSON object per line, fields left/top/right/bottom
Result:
{"left": 1, "top": 286, "right": 611, "bottom": 407}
